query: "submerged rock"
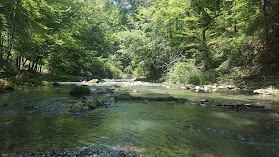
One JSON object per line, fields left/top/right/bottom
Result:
{"left": 114, "top": 92, "right": 133, "bottom": 101}
{"left": 1, "top": 103, "right": 8, "bottom": 107}
{"left": 114, "top": 92, "right": 188, "bottom": 103}
{"left": 69, "top": 102, "right": 85, "bottom": 112}
{"left": 24, "top": 106, "right": 40, "bottom": 110}
{"left": 69, "top": 86, "right": 91, "bottom": 96}
{"left": 195, "top": 99, "right": 265, "bottom": 111}
{"left": 92, "top": 88, "right": 114, "bottom": 94}
{"left": 215, "top": 103, "right": 264, "bottom": 110}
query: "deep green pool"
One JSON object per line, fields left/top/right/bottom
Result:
{"left": 1, "top": 82, "right": 279, "bottom": 156}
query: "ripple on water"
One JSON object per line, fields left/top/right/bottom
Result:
{"left": 1, "top": 83, "right": 279, "bottom": 156}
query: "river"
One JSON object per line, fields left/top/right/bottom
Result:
{"left": 1, "top": 80, "right": 279, "bottom": 156}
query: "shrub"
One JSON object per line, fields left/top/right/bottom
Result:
{"left": 105, "top": 63, "right": 122, "bottom": 79}
{"left": 0, "top": 80, "right": 14, "bottom": 93}
{"left": 168, "top": 59, "right": 206, "bottom": 85}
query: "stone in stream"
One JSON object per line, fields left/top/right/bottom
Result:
{"left": 92, "top": 88, "right": 114, "bottom": 94}
{"left": 194, "top": 85, "right": 236, "bottom": 92}
{"left": 51, "top": 82, "right": 60, "bottom": 86}
{"left": 88, "top": 79, "right": 99, "bottom": 83}
{"left": 69, "top": 86, "right": 91, "bottom": 96}
{"left": 1, "top": 103, "right": 8, "bottom": 107}
{"left": 113, "top": 92, "right": 188, "bottom": 103}
{"left": 200, "top": 104, "right": 207, "bottom": 107}
{"left": 24, "top": 106, "right": 40, "bottom": 110}
{"left": 215, "top": 103, "right": 264, "bottom": 110}
{"left": 68, "top": 98, "right": 106, "bottom": 113}
{"left": 199, "top": 99, "right": 210, "bottom": 103}
{"left": 114, "top": 92, "right": 133, "bottom": 101}
{"left": 253, "top": 88, "right": 279, "bottom": 96}
{"left": 69, "top": 102, "right": 88, "bottom": 112}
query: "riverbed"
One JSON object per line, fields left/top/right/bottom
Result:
{"left": 1, "top": 80, "right": 279, "bottom": 156}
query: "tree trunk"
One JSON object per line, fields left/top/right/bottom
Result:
{"left": 201, "top": 29, "right": 211, "bottom": 69}
{"left": 34, "top": 63, "right": 38, "bottom": 72}
{"left": 262, "top": 0, "right": 269, "bottom": 43}
{"left": 234, "top": 0, "right": 237, "bottom": 34}
{"left": 22, "top": 58, "right": 28, "bottom": 69}
{"left": 31, "top": 60, "right": 36, "bottom": 72}
{"left": 202, "top": 29, "right": 206, "bottom": 43}
{"left": 16, "top": 55, "right": 21, "bottom": 70}
{"left": 28, "top": 62, "right": 31, "bottom": 71}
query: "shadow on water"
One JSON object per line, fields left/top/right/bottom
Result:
{"left": 0, "top": 82, "right": 279, "bottom": 156}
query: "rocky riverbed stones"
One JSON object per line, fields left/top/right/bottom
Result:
{"left": 253, "top": 87, "right": 279, "bottom": 96}
{"left": 1, "top": 148, "right": 141, "bottom": 157}
{"left": 193, "top": 84, "right": 236, "bottom": 92}
{"left": 68, "top": 97, "right": 106, "bottom": 113}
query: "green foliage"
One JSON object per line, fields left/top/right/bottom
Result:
{"left": 0, "top": 80, "right": 14, "bottom": 93}
{"left": 1, "top": 0, "right": 278, "bottom": 86}
{"left": 105, "top": 62, "right": 122, "bottom": 79}
{"left": 168, "top": 59, "right": 206, "bottom": 85}
{"left": 0, "top": 0, "right": 120, "bottom": 79}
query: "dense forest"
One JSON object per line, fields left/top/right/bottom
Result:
{"left": 1, "top": 0, "right": 279, "bottom": 85}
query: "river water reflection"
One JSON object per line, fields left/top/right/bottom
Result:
{"left": 1, "top": 80, "right": 279, "bottom": 156}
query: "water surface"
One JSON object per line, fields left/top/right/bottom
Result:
{"left": 1, "top": 81, "right": 279, "bottom": 156}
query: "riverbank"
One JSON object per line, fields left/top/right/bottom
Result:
{"left": 1, "top": 71, "right": 279, "bottom": 97}
{"left": 0, "top": 71, "right": 93, "bottom": 93}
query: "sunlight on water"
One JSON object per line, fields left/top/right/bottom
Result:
{"left": 1, "top": 81, "right": 279, "bottom": 156}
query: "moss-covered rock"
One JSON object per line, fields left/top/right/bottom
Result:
{"left": 69, "top": 102, "right": 84, "bottom": 112}
{"left": 87, "top": 103, "right": 98, "bottom": 110}
{"left": 69, "top": 98, "right": 105, "bottom": 113}
{"left": 94, "top": 99, "right": 104, "bottom": 106}
{"left": 92, "top": 88, "right": 114, "bottom": 94}
{"left": 88, "top": 99, "right": 104, "bottom": 110}
{"left": 69, "top": 86, "right": 91, "bottom": 96}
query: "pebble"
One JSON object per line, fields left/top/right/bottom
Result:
{"left": 1, "top": 149, "right": 142, "bottom": 157}
{"left": 1, "top": 103, "right": 8, "bottom": 107}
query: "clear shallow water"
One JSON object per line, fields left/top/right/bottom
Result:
{"left": 1, "top": 82, "right": 279, "bottom": 156}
